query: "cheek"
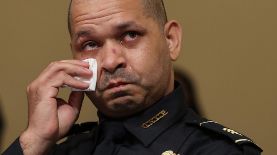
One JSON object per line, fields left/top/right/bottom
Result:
{"left": 126, "top": 45, "right": 169, "bottom": 85}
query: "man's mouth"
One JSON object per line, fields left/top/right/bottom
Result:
{"left": 105, "top": 81, "right": 130, "bottom": 90}
{"left": 103, "top": 81, "right": 132, "bottom": 99}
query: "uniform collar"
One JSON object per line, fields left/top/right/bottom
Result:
{"left": 123, "top": 82, "right": 188, "bottom": 146}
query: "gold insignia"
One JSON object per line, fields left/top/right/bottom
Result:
{"left": 161, "top": 150, "right": 179, "bottom": 155}
{"left": 223, "top": 128, "right": 243, "bottom": 136}
{"left": 141, "top": 110, "right": 168, "bottom": 128}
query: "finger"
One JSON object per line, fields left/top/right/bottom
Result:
{"left": 52, "top": 72, "right": 90, "bottom": 89}
{"left": 37, "top": 63, "right": 92, "bottom": 87}
{"left": 60, "top": 60, "right": 90, "bottom": 68}
{"left": 68, "top": 91, "right": 84, "bottom": 113}
{"left": 40, "top": 61, "right": 92, "bottom": 79}
{"left": 53, "top": 61, "right": 92, "bottom": 77}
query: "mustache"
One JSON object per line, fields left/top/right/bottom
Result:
{"left": 97, "top": 68, "right": 140, "bottom": 91}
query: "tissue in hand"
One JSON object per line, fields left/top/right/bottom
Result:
{"left": 72, "top": 58, "right": 97, "bottom": 91}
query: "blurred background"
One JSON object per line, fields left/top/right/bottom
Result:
{"left": 0, "top": 0, "right": 276, "bottom": 154}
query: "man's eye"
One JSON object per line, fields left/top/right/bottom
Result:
{"left": 82, "top": 41, "right": 98, "bottom": 51}
{"left": 122, "top": 31, "right": 139, "bottom": 42}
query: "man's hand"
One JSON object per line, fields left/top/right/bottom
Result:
{"left": 19, "top": 60, "right": 92, "bottom": 155}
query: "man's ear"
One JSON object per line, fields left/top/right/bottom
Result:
{"left": 164, "top": 20, "right": 182, "bottom": 61}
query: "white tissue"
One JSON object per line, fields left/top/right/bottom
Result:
{"left": 72, "top": 58, "right": 97, "bottom": 91}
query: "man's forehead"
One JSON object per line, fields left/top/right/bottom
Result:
{"left": 71, "top": 0, "right": 146, "bottom": 19}
{"left": 69, "top": 0, "right": 153, "bottom": 37}
{"left": 71, "top": 0, "right": 143, "bottom": 9}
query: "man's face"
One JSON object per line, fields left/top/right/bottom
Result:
{"left": 70, "top": 0, "right": 175, "bottom": 117}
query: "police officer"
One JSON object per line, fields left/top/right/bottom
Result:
{"left": 3, "top": 0, "right": 262, "bottom": 154}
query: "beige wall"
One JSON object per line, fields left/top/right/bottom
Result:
{"left": 0, "top": 0, "right": 276, "bottom": 154}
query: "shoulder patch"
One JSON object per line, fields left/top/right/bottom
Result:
{"left": 199, "top": 120, "right": 253, "bottom": 145}
{"left": 187, "top": 118, "right": 262, "bottom": 152}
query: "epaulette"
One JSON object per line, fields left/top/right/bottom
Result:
{"left": 66, "top": 122, "right": 98, "bottom": 136}
{"left": 185, "top": 111, "right": 262, "bottom": 154}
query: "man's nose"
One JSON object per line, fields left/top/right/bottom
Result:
{"left": 100, "top": 41, "right": 126, "bottom": 73}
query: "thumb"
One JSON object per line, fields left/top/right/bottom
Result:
{"left": 68, "top": 91, "right": 84, "bottom": 114}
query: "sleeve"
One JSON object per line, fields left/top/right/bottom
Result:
{"left": 2, "top": 138, "right": 24, "bottom": 155}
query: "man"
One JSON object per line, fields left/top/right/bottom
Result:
{"left": 3, "top": 0, "right": 262, "bottom": 154}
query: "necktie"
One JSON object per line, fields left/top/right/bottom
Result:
{"left": 93, "top": 120, "right": 126, "bottom": 155}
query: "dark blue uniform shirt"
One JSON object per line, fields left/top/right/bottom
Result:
{"left": 3, "top": 83, "right": 262, "bottom": 155}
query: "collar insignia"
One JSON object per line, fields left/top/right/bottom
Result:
{"left": 161, "top": 150, "right": 179, "bottom": 155}
{"left": 141, "top": 109, "right": 168, "bottom": 128}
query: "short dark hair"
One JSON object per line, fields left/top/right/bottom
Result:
{"left": 141, "top": 0, "right": 168, "bottom": 28}
{"left": 67, "top": 0, "right": 168, "bottom": 36}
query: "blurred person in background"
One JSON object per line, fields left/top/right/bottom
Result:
{"left": 174, "top": 68, "right": 202, "bottom": 115}
{"left": 0, "top": 98, "right": 5, "bottom": 152}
